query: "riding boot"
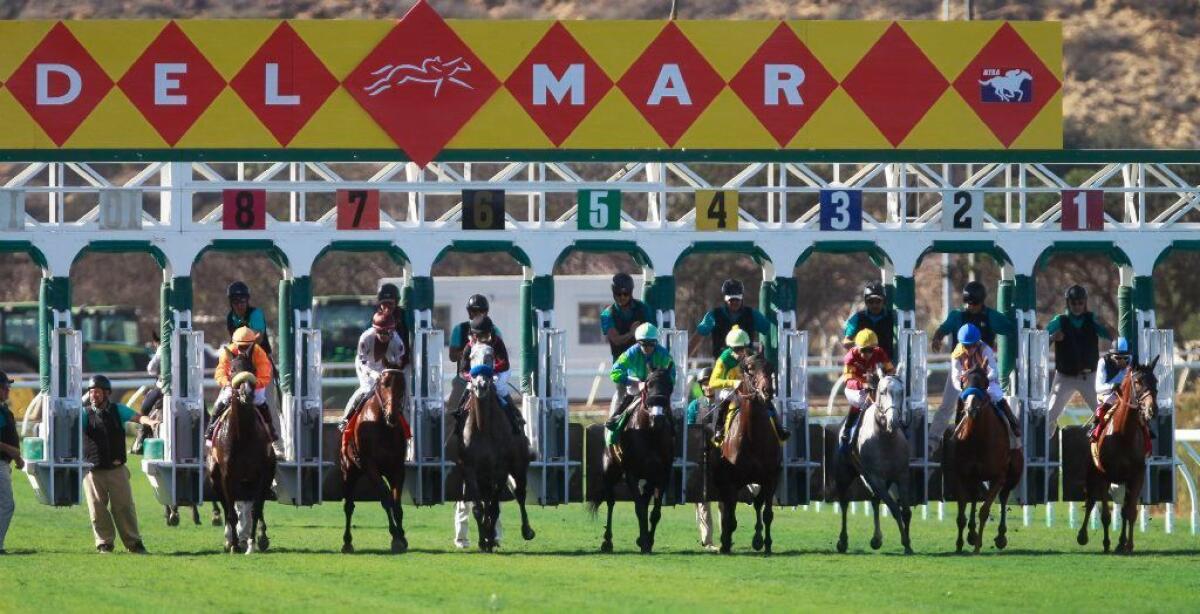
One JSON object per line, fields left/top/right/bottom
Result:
{"left": 711, "top": 405, "right": 728, "bottom": 446}
{"left": 501, "top": 395, "right": 525, "bottom": 436}
{"left": 604, "top": 395, "right": 630, "bottom": 430}
{"left": 205, "top": 398, "right": 229, "bottom": 441}
{"left": 337, "top": 391, "right": 366, "bottom": 433}
{"left": 997, "top": 398, "right": 1022, "bottom": 438}
{"left": 768, "top": 408, "right": 791, "bottom": 441}
{"left": 1089, "top": 403, "right": 1110, "bottom": 441}
{"left": 839, "top": 406, "right": 862, "bottom": 452}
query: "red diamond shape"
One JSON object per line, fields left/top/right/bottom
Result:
{"left": 954, "top": 23, "right": 1061, "bottom": 147}
{"left": 842, "top": 23, "right": 947, "bottom": 146}
{"left": 118, "top": 22, "right": 225, "bottom": 146}
{"left": 6, "top": 22, "right": 113, "bottom": 146}
{"left": 343, "top": 1, "right": 499, "bottom": 165}
{"left": 505, "top": 22, "right": 611, "bottom": 146}
{"left": 729, "top": 23, "right": 837, "bottom": 147}
{"left": 617, "top": 22, "right": 725, "bottom": 146}
{"left": 230, "top": 22, "right": 338, "bottom": 146}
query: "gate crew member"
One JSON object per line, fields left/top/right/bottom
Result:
{"left": 375, "top": 283, "right": 411, "bottom": 370}
{"left": 842, "top": 281, "right": 898, "bottom": 360}
{"left": 0, "top": 372, "right": 22, "bottom": 555}
{"left": 839, "top": 330, "right": 896, "bottom": 452}
{"left": 948, "top": 324, "right": 1022, "bottom": 440}
{"left": 708, "top": 326, "right": 789, "bottom": 444}
{"left": 691, "top": 279, "right": 772, "bottom": 359}
{"left": 226, "top": 281, "right": 272, "bottom": 357}
{"left": 601, "top": 273, "right": 651, "bottom": 423}
{"left": 1046, "top": 285, "right": 1115, "bottom": 426}
{"left": 207, "top": 327, "right": 279, "bottom": 452}
{"left": 686, "top": 366, "right": 718, "bottom": 552}
{"left": 929, "top": 281, "right": 1015, "bottom": 442}
{"left": 608, "top": 323, "right": 677, "bottom": 427}
{"left": 1090, "top": 337, "right": 1134, "bottom": 442}
{"left": 447, "top": 295, "right": 501, "bottom": 417}
{"left": 81, "top": 375, "right": 157, "bottom": 554}
{"left": 338, "top": 312, "right": 406, "bottom": 432}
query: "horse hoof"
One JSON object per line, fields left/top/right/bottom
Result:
{"left": 994, "top": 535, "right": 1007, "bottom": 551}
{"left": 212, "top": 517, "right": 223, "bottom": 527}
{"left": 836, "top": 538, "right": 848, "bottom": 554}
{"left": 224, "top": 542, "right": 235, "bottom": 554}
{"left": 522, "top": 526, "right": 536, "bottom": 541}
{"left": 752, "top": 534, "right": 764, "bottom": 551}
{"left": 391, "top": 538, "right": 407, "bottom": 554}
{"left": 904, "top": 545, "right": 914, "bottom": 555}
{"left": 257, "top": 537, "right": 270, "bottom": 552}
{"left": 870, "top": 536, "right": 883, "bottom": 551}
{"left": 719, "top": 545, "right": 732, "bottom": 555}
{"left": 967, "top": 531, "right": 979, "bottom": 547}
{"left": 236, "top": 541, "right": 248, "bottom": 554}
{"left": 167, "top": 514, "right": 179, "bottom": 527}
{"left": 1077, "top": 532, "right": 1088, "bottom": 546}
{"left": 342, "top": 543, "right": 355, "bottom": 555}
{"left": 599, "top": 541, "right": 613, "bottom": 554}
{"left": 955, "top": 540, "right": 964, "bottom": 553}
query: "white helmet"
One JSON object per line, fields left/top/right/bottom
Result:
{"left": 725, "top": 325, "right": 750, "bottom": 348}
{"left": 634, "top": 322, "right": 659, "bottom": 342}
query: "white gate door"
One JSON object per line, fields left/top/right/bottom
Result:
{"left": 25, "top": 328, "right": 86, "bottom": 506}
{"left": 777, "top": 328, "right": 819, "bottom": 505}
{"left": 407, "top": 328, "right": 447, "bottom": 505}
{"left": 276, "top": 328, "right": 331, "bottom": 506}
{"left": 658, "top": 328, "right": 692, "bottom": 503}
{"left": 897, "top": 329, "right": 930, "bottom": 504}
{"left": 144, "top": 327, "right": 206, "bottom": 507}
{"left": 1139, "top": 328, "right": 1175, "bottom": 504}
{"left": 1015, "top": 328, "right": 1054, "bottom": 505}
{"left": 527, "top": 327, "right": 577, "bottom": 505}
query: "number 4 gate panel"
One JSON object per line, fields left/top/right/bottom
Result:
{"left": 23, "top": 328, "right": 88, "bottom": 506}
{"left": 143, "top": 326, "right": 207, "bottom": 507}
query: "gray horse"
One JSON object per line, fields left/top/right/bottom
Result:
{"left": 834, "top": 373, "right": 914, "bottom": 554}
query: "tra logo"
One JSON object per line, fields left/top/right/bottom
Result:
{"left": 979, "top": 68, "right": 1032, "bottom": 103}
{"left": 363, "top": 56, "right": 475, "bottom": 98}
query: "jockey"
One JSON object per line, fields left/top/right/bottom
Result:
{"left": 708, "top": 326, "right": 789, "bottom": 444}
{"left": 207, "top": 327, "right": 278, "bottom": 446}
{"left": 607, "top": 323, "right": 676, "bottom": 429}
{"left": 375, "top": 283, "right": 411, "bottom": 369}
{"left": 1090, "top": 337, "right": 1133, "bottom": 441}
{"left": 839, "top": 329, "right": 896, "bottom": 451}
{"left": 950, "top": 323, "right": 1021, "bottom": 438}
{"left": 692, "top": 279, "right": 772, "bottom": 359}
{"left": 448, "top": 294, "right": 500, "bottom": 411}
{"left": 338, "top": 311, "right": 406, "bottom": 432}
{"left": 225, "top": 281, "right": 272, "bottom": 357}
{"left": 456, "top": 315, "right": 523, "bottom": 435}
{"left": 842, "top": 281, "right": 898, "bottom": 360}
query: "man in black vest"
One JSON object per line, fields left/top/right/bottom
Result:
{"left": 0, "top": 371, "right": 22, "bottom": 554}
{"left": 691, "top": 279, "right": 772, "bottom": 358}
{"left": 1046, "top": 285, "right": 1115, "bottom": 426}
{"left": 81, "top": 375, "right": 157, "bottom": 554}
{"left": 841, "top": 281, "right": 897, "bottom": 360}
{"left": 601, "top": 273, "right": 652, "bottom": 419}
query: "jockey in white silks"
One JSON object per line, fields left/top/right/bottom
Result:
{"left": 338, "top": 311, "right": 405, "bottom": 431}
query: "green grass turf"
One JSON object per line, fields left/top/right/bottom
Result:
{"left": 1, "top": 456, "right": 1198, "bottom": 613}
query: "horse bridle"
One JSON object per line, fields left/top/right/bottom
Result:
{"left": 372, "top": 368, "right": 405, "bottom": 424}
{"left": 1121, "top": 367, "right": 1157, "bottom": 422}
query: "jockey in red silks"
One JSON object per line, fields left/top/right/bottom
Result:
{"left": 839, "top": 329, "right": 895, "bottom": 451}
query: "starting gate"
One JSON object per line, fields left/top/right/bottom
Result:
{"left": 896, "top": 329, "right": 931, "bottom": 504}
{"left": 406, "top": 327, "right": 448, "bottom": 505}
{"left": 525, "top": 326, "right": 579, "bottom": 505}
{"left": 1139, "top": 328, "right": 1176, "bottom": 504}
{"left": 142, "top": 324, "right": 206, "bottom": 506}
{"left": 23, "top": 327, "right": 87, "bottom": 506}
{"left": 658, "top": 328, "right": 692, "bottom": 504}
{"left": 777, "top": 327, "right": 819, "bottom": 505}
{"left": 1015, "top": 328, "right": 1055, "bottom": 505}
{"left": 276, "top": 327, "right": 332, "bottom": 506}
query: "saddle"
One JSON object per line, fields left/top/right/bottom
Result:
{"left": 210, "top": 403, "right": 273, "bottom": 444}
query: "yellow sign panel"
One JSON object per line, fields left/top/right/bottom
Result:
{"left": 695, "top": 190, "right": 739, "bottom": 231}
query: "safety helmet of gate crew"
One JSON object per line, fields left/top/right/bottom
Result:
{"left": 611, "top": 272, "right": 635, "bottom": 296}
{"left": 377, "top": 283, "right": 401, "bottom": 303}
{"left": 0, "top": 371, "right": 11, "bottom": 387}
{"left": 962, "top": 281, "right": 987, "bottom": 306}
{"left": 466, "top": 294, "right": 489, "bottom": 313}
{"left": 957, "top": 323, "right": 982, "bottom": 346}
{"left": 863, "top": 281, "right": 886, "bottom": 301}
{"left": 1065, "top": 284, "right": 1088, "bottom": 303}
{"left": 725, "top": 326, "right": 751, "bottom": 349}
{"left": 86, "top": 374, "right": 112, "bottom": 391}
{"left": 232, "top": 327, "right": 259, "bottom": 345}
{"left": 634, "top": 323, "right": 659, "bottom": 342}
{"left": 227, "top": 281, "right": 250, "bottom": 300}
{"left": 854, "top": 329, "right": 879, "bottom": 349}
{"left": 721, "top": 279, "right": 744, "bottom": 300}
{"left": 1110, "top": 337, "right": 1131, "bottom": 357}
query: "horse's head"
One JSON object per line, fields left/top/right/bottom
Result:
{"left": 874, "top": 374, "right": 907, "bottom": 435}
{"left": 231, "top": 371, "right": 257, "bottom": 406}
{"left": 960, "top": 365, "right": 992, "bottom": 421}
{"left": 642, "top": 365, "right": 674, "bottom": 432}
{"left": 1131, "top": 356, "right": 1160, "bottom": 424}
{"left": 738, "top": 350, "right": 775, "bottom": 405}
{"left": 377, "top": 367, "right": 406, "bottom": 427}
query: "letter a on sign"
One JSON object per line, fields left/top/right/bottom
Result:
{"left": 695, "top": 190, "right": 739, "bottom": 231}
{"left": 578, "top": 190, "right": 621, "bottom": 230}
{"left": 462, "top": 189, "right": 505, "bottom": 230}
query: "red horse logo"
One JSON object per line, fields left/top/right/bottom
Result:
{"left": 363, "top": 56, "right": 474, "bottom": 98}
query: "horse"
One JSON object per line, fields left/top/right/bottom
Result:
{"left": 711, "top": 351, "right": 782, "bottom": 554}
{"left": 589, "top": 365, "right": 675, "bottom": 554}
{"left": 1077, "top": 358, "right": 1159, "bottom": 554}
{"left": 948, "top": 365, "right": 1023, "bottom": 554}
{"left": 207, "top": 359, "right": 276, "bottom": 554}
{"left": 833, "top": 371, "right": 913, "bottom": 554}
{"left": 136, "top": 395, "right": 221, "bottom": 528}
{"left": 340, "top": 367, "right": 409, "bottom": 554}
{"left": 458, "top": 350, "right": 536, "bottom": 552}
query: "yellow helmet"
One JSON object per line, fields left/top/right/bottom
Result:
{"left": 725, "top": 325, "right": 750, "bottom": 348}
{"left": 233, "top": 327, "right": 259, "bottom": 344}
{"left": 854, "top": 329, "right": 879, "bottom": 349}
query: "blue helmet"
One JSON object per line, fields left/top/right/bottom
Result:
{"left": 957, "top": 323, "right": 982, "bottom": 346}
{"left": 1111, "top": 337, "right": 1130, "bottom": 355}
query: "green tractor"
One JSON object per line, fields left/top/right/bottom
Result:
{"left": 311, "top": 295, "right": 374, "bottom": 364}
{"left": 0, "top": 302, "right": 150, "bottom": 374}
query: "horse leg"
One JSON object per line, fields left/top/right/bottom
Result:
{"left": 165, "top": 505, "right": 178, "bottom": 527}
{"left": 235, "top": 500, "right": 254, "bottom": 554}
{"left": 601, "top": 495, "right": 616, "bottom": 554}
{"left": 471, "top": 496, "right": 489, "bottom": 552}
{"left": 869, "top": 498, "right": 885, "bottom": 551}
{"left": 967, "top": 499, "right": 979, "bottom": 549}
{"left": 892, "top": 472, "right": 914, "bottom": 555}
{"left": 342, "top": 467, "right": 360, "bottom": 554}
{"left": 994, "top": 484, "right": 1012, "bottom": 551}
{"left": 510, "top": 469, "right": 536, "bottom": 541}
{"left": 211, "top": 502, "right": 222, "bottom": 527}
{"left": 597, "top": 459, "right": 619, "bottom": 553}
{"left": 762, "top": 482, "right": 776, "bottom": 555}
{"left": 366, "top": 464, "right": 402, "bottom": 553}
{"left": 719, "top": 497, "right": 738, "bottom": 554}
{"left": 955, "top": 495, "right": 968, "bottom": 554}
{"left": 1077, "top": 483, "right": 1096, "bottom": 547}
{"left": 1121, "top": 476, "right": 1142, "bottom": 555}
{"left": 836, "top": 476, "right": 851, "bottom": 554}
{"left": 389, "top": 470, "right": 408, "bottom": 553}
{"left": 974, "top": 480, "right": 1002, "bottom": 554}
{"left": 191, "top": 504, "right": 201, "bottom": 526}
{"left": 751, "top": 496, "right": 765, "bottom": 552}
{"left": 633, "top": 486, "right": 651, "bottom": 554}
{"left": 647, "top": 486, "right": 664, "bottom": 553}
{"left": 1101, "top": 493, "right": 1113, "bottom": 553}
{"left": 254, "top": 496, "right": 269, "bottom": 553}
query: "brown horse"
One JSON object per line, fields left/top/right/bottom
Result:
{"left": 340, "top": 368, "right": 409, "bottom": 554}
{"left": 208, "top": 368, "right": 275, "bottom": 554}
{"left": 949, "top": 366, "right": 1023, "bottom": 554}
{"left": 1077, "top": 358, "right": 1159, "bottom": 554}
{"left": 589, "top": 365, "right": 675, "bottom": 553}
{"left": 459, "top": 372, "right": 536, "bottom": 552}
{"left": 711, "top": 352, "right": 781, "bottom": 554}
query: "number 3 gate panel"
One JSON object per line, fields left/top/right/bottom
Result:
{"left": 526, "top": 328, "right": 582, "bottom": 505}
{"left": 777, "top": 329, "right": 820, "bottom": 506}
{"left": 406, "top": 328, "right": 449, "bottom": 505}
{"left": 1140, "top": 329, "right": 1176, "bottom": 504}
{"left": 1015, "top": 328, "right": 1056, "bottom": 505}
{"left": 143, "top": 327, "right": 207, "bottom": 507}
{"left": 898, "top": 330, "right": 932, "bottom": 505}
{"left": 277, "top": 328, "right": 332, "bottom": 506}
{"left": 23, "top": 328, "right": 87, "bottom": 506}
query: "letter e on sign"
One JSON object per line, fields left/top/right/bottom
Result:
{"left": 695, "top": 190, "right": 739, "bottom": 231}
{"left": 222, "top": 189, "right": 267, "bottom": 230}
{"left": 337, "top": 189, "right": 380, "bottom": 230}
{"left": 577, "top": 189, "right": 621, "bottom": 231}
{"left": 462, "top": 189, "right": 505, "bottom": 230}
{"left": 1061, "top": 190, "right": 1104, "bottom": 231}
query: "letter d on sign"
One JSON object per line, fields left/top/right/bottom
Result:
{"left": 36, "top": 64, "right": 82, "bottom": 106}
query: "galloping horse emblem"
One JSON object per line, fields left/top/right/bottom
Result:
{"left": 364, "top": 56, "right": 474, "bottom": 97}
{"left": 979, "top": 69, "right": 1032, "bottom": 102}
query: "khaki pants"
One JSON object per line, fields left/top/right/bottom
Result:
{"left": 84, "top": 465, "right": 142, "bottom": 550}
{"left": 454, "top": 501, "right": 502, "bottom": 547}
{"left": 1047, "top": 372, "right": 1098, "bottom": 426}
{"left": 696, "top": 502, "right": 717, "bottom": 547}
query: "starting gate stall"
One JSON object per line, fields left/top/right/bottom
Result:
{"left": 1015, "top": 328, "right": 1056, "bottom": 505}
{"left": 276, "top": 327, "right": 332, "bottom": 506}
{"left": 524, "top": 324, "right": 581, "bottom": 505}
{"left": 896, "top": 329, "right": 931, "bottom": 505}
{"left": 406, "top": 327, "right": 448, "bottom": 505}
{"left": 660, "top": 328, "right": 695, "bottom": 504}
{"left": 1140, "top": 328, "right": 1176, "bottom": 504}
{"left": 23, "top": 327, "right": 87, "bottom": 506}
{"left": 142, "top": 325, "right": 206, "bottom": 506}
{"left": 776, "top": 326, "right": 819, "bottom": 506}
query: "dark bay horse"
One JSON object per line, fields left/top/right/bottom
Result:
{"left": 949, "top": 366, "right": 1023, "bottom": 554}
{"left": 208, "top": 366, "right": 275, "bottom": 554}
{"left": 834, "top": 372, "right": 913, "bottom": 554}
{"left": 589, "top": 365, "right": 675, "bottom": 553}
{"left": 712, "top": 352, "right": 781, "bottom": 554}
{"left": 341, "top": 368, "right": 409, "bottom": 554}
{"left": 459, "top": 367, "right": 536, "bottom": 552}
{"left": 1077, "top": 358, "right": 1159, "bottom": 554}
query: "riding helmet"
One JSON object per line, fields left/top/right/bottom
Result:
{"left": 854, "top": 329, "right": 879, "bottom": 349}
{"left": 227, "top": 281, "right": 250, "bottom": 300}
{"left": 0, "top": 371, "right": 11, "bottom": 386}
{"left": 86, "top": 374, "right": 112, "bottom": 391}
{"left": 1065, "top": 284, "right": 1088, "bottom": 303}
{"left": 725, "top": 325, "right": 750, "bottom": 348}
{"left": 634, "top": 322, "right": 659, "bottom": 342}
{"left": 962, "top": 280, "right": 987, "bottom": 305}
{"left": 372, "top": 311, "right": 396, "bottom": 332}
{"left": 611, "top": 272, "right": 635, "bottom": 294}
{"left": 697, "top": 366, "right": 714, "bottom": 386}
{"left": 466, "top": 294, "right": 489, "bottom": 313}
{"left": 721, "top": 279, "right": 744, "bottom": 299}
{"left": 377, "top": 283, "right": 401, "bottom": 303}
{"left": 232, "top": 326, "right": 259, "bottom": 344}
{"left": 469, "top": 315, "right": 495, "bottom": 334}
{"left": 1111, "top": 337, "right": 1131, "bottom": 356}
{"left": 863, "top": 281, "right": 886, "bottom": 301}
{"left": 957, "top": 323, "right": 982, "bottom": 345}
